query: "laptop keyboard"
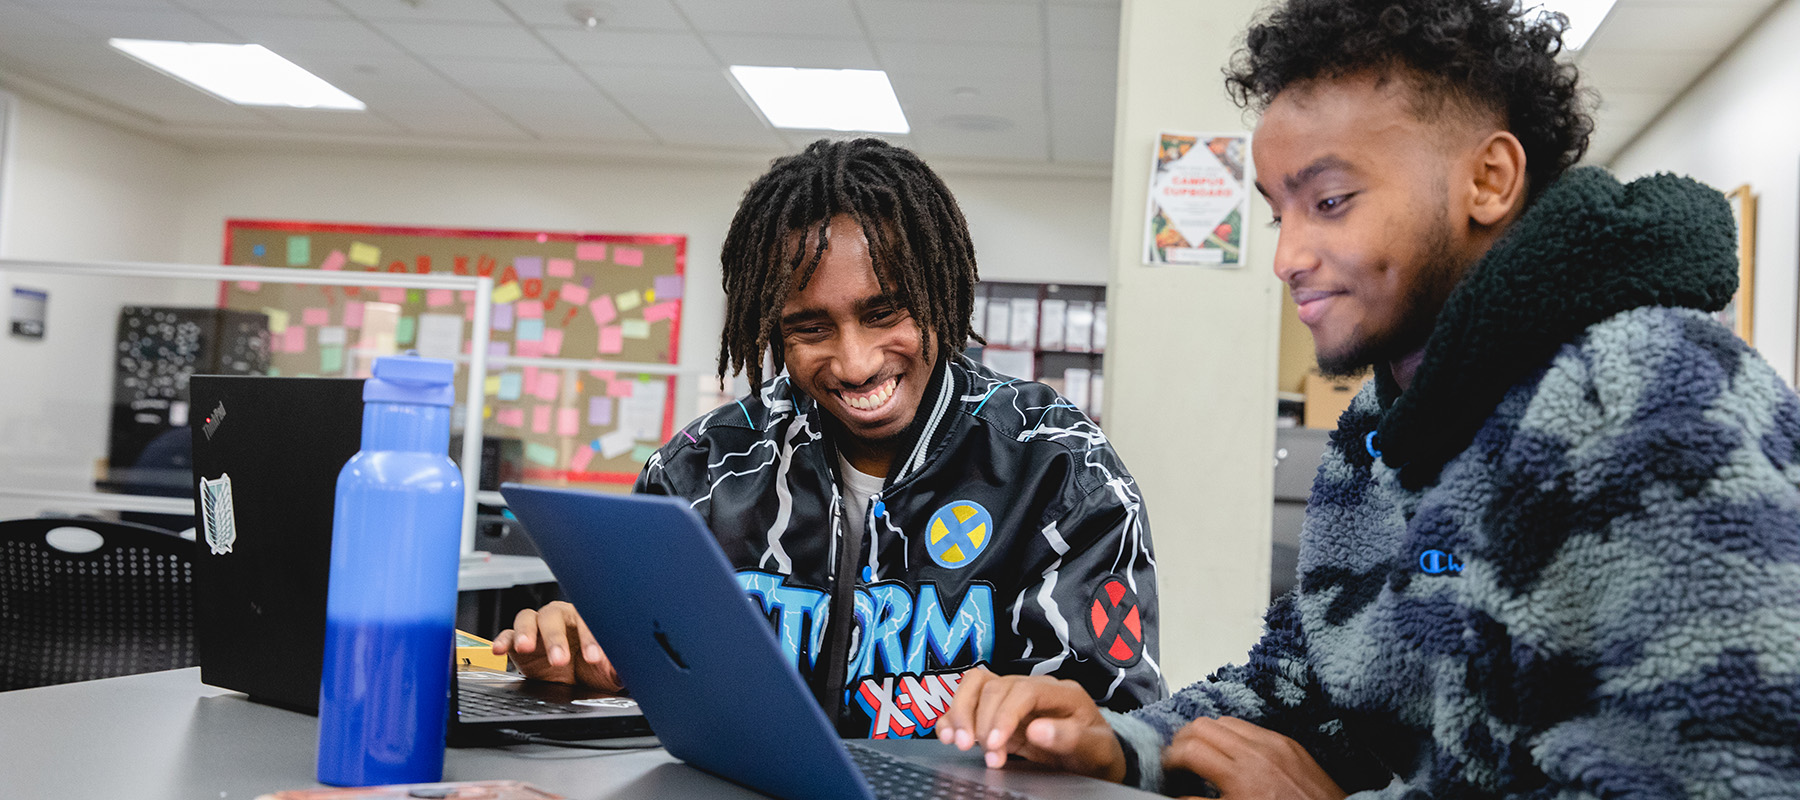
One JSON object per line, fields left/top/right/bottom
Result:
{"left": 458, "top": 684, "right": 588, "bottom": 717}
{"left": 845, "top": 743, "right": 1031, "bottom": 800}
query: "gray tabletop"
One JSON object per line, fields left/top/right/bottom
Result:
{"left": 0, "top": 668, "right": 1157, "bottom": 800}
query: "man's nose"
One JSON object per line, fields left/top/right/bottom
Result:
{"left": 832, "top": 326, "right": 885, "bottom": 387}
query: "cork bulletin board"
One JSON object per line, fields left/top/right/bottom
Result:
{"left": 221, "top": 219, "right": 686, "bottom": 485}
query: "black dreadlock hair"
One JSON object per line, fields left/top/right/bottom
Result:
{"left": 1225, "top": 0, "right": 1594, "bottom": 199}
{"left": 717, "top": 137, "right": 982, "bottom": 389}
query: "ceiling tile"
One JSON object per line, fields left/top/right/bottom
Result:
{"left": 875, "top": 42, "right": 1041, "bottom": 79}
{"left": 860, "top": 2, "right": 1041, "bottom": 45}
{"left": 0, "top": 31, "right": 124, "bottom": 77}
{"left": 1047, "top": 3, "right": 1117, "bottom": 48}
{"left": 907, "top": 125, "right": 1049, "bottom": 163}
{"left": 580, "top": 65, "right": 734, "bottom": 99}
{"left": 671, "top": 0, "right": 862, "bottom": 38}
{"left": 379, "top": 20, "right": 555, "bottom": 58}
{"left": 287, "top": 52, "right": 449, "bottom": 92}
{"left": 496, "top": 0, "right": 686, "bottom": 30}
{"left": 703, "top": 34, "right": 879, "bottom": 69}
{"left": 205, "top": 14, "right": 401, "bottom": 55}
{"left": 539, "top": 28, "right": 715, "bottom": 66}
{"left": 427, "top": 57, "right": 594, "bottom": 90}
{"left": 13, "top": 0, "right": 179, "bottom": 9}
{"left": 0, "top": 2, "right": 88, "bottom": 37}
{"left": 178, "top": 0, "right": 346, "bottom": 15}
{"left": 1582, "top": 2, "right": 1763, "bottom": 54}
{"left": 42, "top": 66, "right": 281, "bottom": 126}
{"left": 475, "top": 88, "right": 655, "bottom": 141}
{"left": 387, "top": 102, "right": 532, "bottom": 139}
{"left": 332, "top": 0, "right": 514, "bottom": 23}
{"left": 258, "top": 106, "right": 407, "bottom": 135}
{"left": 44, "top": 6, "right": 241, "bottom": 41}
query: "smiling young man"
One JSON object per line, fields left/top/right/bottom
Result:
{"left": 935, "top": 0, "right": 1800, "bottom": 796}
{"left": 495, "top": 137, "right": 1164, "bottom": 739}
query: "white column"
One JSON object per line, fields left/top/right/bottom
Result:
{"left": 1105, "top": 0, "right": 1280, "bottom": 687}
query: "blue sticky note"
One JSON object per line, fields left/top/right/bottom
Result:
{"left": 499, "top": 372, "right": 524, "bottom": 401}
{"left": 517, "top": 318, "right": 545, "bottom": 342}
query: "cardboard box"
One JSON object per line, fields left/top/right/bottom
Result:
{"left": 1302, "top": 372, "right": 1369, "bottom": 430}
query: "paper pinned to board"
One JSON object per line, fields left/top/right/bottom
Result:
{"left": 414, "top": 313, "right": 463, "bottom": 360}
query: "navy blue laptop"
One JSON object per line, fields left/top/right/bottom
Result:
{"left": 502, "top": 485, "right": 1082, "bottom": 800}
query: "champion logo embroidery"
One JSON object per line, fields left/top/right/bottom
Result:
{"left": 1419, "top": 549, "right": 1464, "bottom": 575}
{"left": 925, "top": 501, "right": 992, "bottom": 569}
{"left": 1089, "top": 577, "right": 1144, "bottom": 667}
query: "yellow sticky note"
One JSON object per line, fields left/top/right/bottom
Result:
{"left": 492, "top": 282, "right": 523, "bottom": 304}
{"left": 348, "top": 241, "right": 381, "bottom": 267}
{"left": 615, "top": 290, "right": 642, "bottom": 312}
{"left": 484, "top": 376, "right": 502, "bottom": 395}
{"left": 262, "top": 307, "right": 290, "bottom": 335}
{"left": 645, "top": 289, "right": 656, "bottom": 303}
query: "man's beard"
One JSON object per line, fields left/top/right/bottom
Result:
{"left": 1316, "top": 210, "right": 1465, "bottom": 379}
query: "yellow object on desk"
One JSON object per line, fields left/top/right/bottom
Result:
{"left": 455, "top": 630, "right": 508, "bottom": 671}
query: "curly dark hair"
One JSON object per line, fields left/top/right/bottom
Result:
{"left": 717, "top": 138, "right": 981, "bottom": 388}
{"left": 1226, "top": 0, "right": 1594, "bottom": 197}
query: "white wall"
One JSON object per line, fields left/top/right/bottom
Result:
{"left": 1608, "top": 0, "right": 1800, "bottom": 384}
{"left": 0, "top": 91, "right": 210, "bottom": 516}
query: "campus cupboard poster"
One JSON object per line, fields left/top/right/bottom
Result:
{"left": 1143, "top": 131, "right": 1250, "bottom": 267}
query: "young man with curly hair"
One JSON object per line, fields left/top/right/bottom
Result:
{"left": 938, "top": 0, "right": 1800, "bottom": 796}
{"left": 495, "top": 138, "right": 1164, "bottom": 739}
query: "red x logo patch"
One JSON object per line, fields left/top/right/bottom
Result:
{"left": 1089, "top": 577, "right": 1143, "bottom": 667}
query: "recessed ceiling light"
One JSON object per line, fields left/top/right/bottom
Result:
{"left": 1530, "top": 0, "right": 1620, "bottom": 50}
{"left": 109, "top": 38, "right": 366, "bottom": 110}
{"left": 727, "top": 66, "right": 909, "bottom": 134}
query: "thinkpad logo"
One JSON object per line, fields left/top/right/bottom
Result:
{"left": 202, "top": 401, "right": 227, "bottom": 441}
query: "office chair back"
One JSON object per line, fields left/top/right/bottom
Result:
{"left": 0, "top": 517, "right": 198, "bottom": 691}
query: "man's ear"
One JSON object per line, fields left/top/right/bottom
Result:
{"left": 1467, "top": 131, "right": 1527, "bottom": 228}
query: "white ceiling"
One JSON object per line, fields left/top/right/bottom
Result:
{"left": 0, "top": 0, "right": 1782, "bottom": 170}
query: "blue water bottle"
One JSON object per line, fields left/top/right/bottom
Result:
{"left": 317, "top": 354, "right": 465, "bottom": 786}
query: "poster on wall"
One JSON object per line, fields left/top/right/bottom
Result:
{"left": 1142, "top": 131, "right": 1250, "bottom": 267}
{"left": 221, "top": 220, "right": 685, "bottom": 485}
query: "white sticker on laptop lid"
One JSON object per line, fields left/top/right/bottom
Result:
{"left": 199, "top": 473, "right": 238, "bottom": 555}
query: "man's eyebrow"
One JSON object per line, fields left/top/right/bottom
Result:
{"left": 855, "top": 293, "right": 899, "bottom": 314}
{"left": 1283, "top": 155, "right": 1354, "bottom": 193}
{"left": 779, "top": 308, "right": 828, "bottom": 327}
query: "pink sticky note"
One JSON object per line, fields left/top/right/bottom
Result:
{"left": 598, "top": 325, "right": 624, "bottom": 355}
{"left": 459, "top": 290, "right": 475, "bottom": 304}
{"left": 588, "top": 369, "right": 616, "bottom": 381}
{"left": 302, "top": 307, "right": 329, "bottom": 326}
{"left": 541, "top": 328, "right": 564, "bottom": 357}
{"left": 590, "top": 297, "right": 617, "bottom": 327}
{"left": 515, "top": 339, "right": 544, "bottom": 359}
{"left": 378, "top": 287, "right": 406, "bottom": 305}
{"left": 236, "top": 281, "right": 261, "bottom": 292}
{"left": 465, "top": 303, "right": 475, "bottom": 321}
{"left": 522, "top": 366, "right": 539, "bottom": 389}
{"left": 606, "top": 377, "right": 634, "bottom": 398}
{"left": 267, "top": 332, "right": 286, "bottom": 354}
{"left": 320, "top": 250, "right": 346, "bottom": 271}
{"left": 339, "top": 302, "right": 361, "bottom": 329}
{"left": 426, "top": 289, "right": 453, "bottom": 308}
{"left": 547, "top": 258, "right": 575, "bottom": 278}
{"left": 570, "top": 445, "right": 596, "bottom": 473}
{"left": 613, "top": 247, "right": 643, "bottom": 267}
{"left": 559, "top": 283, "right": 589, "bottom": 306}
{"left": 534, "top": 371, "right": 560, "bottom": 401}
{"left": 576, "top": 243, "right": 607, "bottom": 261}
{"left": 557, "top": 407, "right": 579, "bottom": 437}
{"left": 642, "top": 301, "right": 678, "bottom": 323}
{"left": 531, "top": 405, "right": 551, "bottom": 434}
{"left": 516, "top": 301, "right": 543, "bottom": 320}
{"left": 496, "top": 408, "right": 525, "bottom": 429}
{"left": 284, "top": 325, "right": 307, "bottom": 353}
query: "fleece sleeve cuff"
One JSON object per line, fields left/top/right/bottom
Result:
{"left": 1100, "top": 709, "right": 1164, "bottom": 793}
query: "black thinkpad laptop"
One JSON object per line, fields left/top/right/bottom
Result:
{"left": 187, "top": 374, "right": 647, "bottom": 746}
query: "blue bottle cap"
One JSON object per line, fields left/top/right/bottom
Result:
{"left": 365, "top": 354, "right": 457, "bottom": 407}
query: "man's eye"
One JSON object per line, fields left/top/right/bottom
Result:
{"left": 1268, "top": 216, "right": 1283, "bottom": 230}
{"left": 1317, "top": 194, "right": 1352, "bottom": 213}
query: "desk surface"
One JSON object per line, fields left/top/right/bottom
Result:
{"left": 0, "top": 669, "right": 1154, "bottom": 800}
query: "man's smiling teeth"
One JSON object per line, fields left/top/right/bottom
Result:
{"left": 842, "top": 378, "right": 897, "bottom": 411}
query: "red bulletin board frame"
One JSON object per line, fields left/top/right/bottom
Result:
{"left": 220, "top": 219, "right": 687, "bottom": 485}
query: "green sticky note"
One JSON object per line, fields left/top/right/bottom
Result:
{"left": 525, "top": 442, "right": 559, "bottom": 466}
{"left": 396, "top": 316, "right": 417, "bottom": 345}
{"left": 287, "top": 236, "right": 311, "bottom": 266}
{"left": 319, "top": 345, "right": 343, "bottom": 374}
{"left": 267, "top": 366, "right": 281, "bottom": 377}
{"left": 621, "top": 319, "right": 651, "bottom": 339}
{"left": 630, "top": 444, "right": 656, "bottom": 463}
